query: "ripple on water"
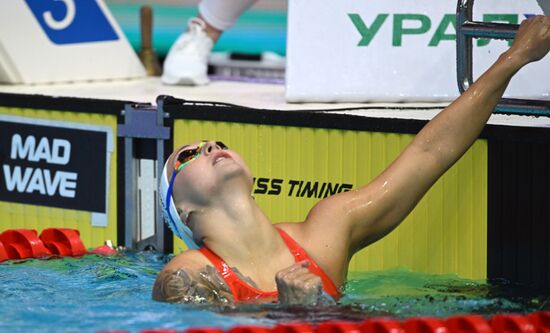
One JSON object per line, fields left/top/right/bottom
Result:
{"left": 1, "top": 255, "right": 550, "bottom": 333}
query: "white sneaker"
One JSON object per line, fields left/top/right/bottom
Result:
{"left": 162, "top": 18, "right": 214, "bottom": 86}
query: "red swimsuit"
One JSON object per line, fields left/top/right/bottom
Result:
{"left": 198, "top": 228, "right": 341, "bottom": 302}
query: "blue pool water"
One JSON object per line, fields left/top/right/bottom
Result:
{"left": 1, "top": 252, "right": 548, "bottom": 333}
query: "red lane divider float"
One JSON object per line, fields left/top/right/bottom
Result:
{"left": 0, "top": 239, "right": 8, "bottom": 261}
{"left": 317, "top": 322, "right": 361, "bottom": 333}
{"left": 445, "top": 315, "right": 492, "bottom": 333}
{"left": 273, "top": 323, "right": 315, "bottom": 333}
{"left": 490, "top": 314, "right": 537, "bottom": 333}
{"left": 40, "top": 228, "right": 87, "bottom": 256}
{"left": 403, "top": 318, "right": 448, "bottom": 333}
{"left": 360, "top": 318, "right": 404, "bottom": 333}
{"left": 0, "top": 229, "right": 50, "bottom": 259}
{"left": 228, "top": 326, "right": 273, "bottom": 333}
{"left": 98, "top": 311, "right": 550, "bottom": 333}
{"left": 528, "top": 312, "right": 550, "bottom": 333}
{"left": 0, "top": 228, "right": 116, "bottom": 262}
{"left": 380, "top": 314, "right": 548, "bottom": 333}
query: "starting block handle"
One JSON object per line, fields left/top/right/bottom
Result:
{"left": 461, "top": 21, "right": 518, "bottom": 40}
{"left": 456, "top": 0, "right": 550, "bottom": 116}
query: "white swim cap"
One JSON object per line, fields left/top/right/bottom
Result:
{"left": 159, "top": 158, "right": 199, "bottom": 250}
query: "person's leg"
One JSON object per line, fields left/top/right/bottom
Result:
{"left": 198, "top": 0, "right": 257, "bottom": 33}
{"left": 196, "top": 13, "right": 222, "bottom": 44}
{"left": 161, "top": 0, "right": 258, "bottom": 86}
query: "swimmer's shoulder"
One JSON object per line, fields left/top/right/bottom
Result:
{"left": 153, "top": 250, "right": 233, "bottom": 304}
{"left": 163, "top": 249, "right": 210, "bottom": 272}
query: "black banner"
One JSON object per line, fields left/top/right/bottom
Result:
{"left": 0, "top": 120, "right": 107, "bottom": 213}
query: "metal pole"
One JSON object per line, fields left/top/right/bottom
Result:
{"left": 455, "top": 0, "right": 550, "bottom": 116}
{"left": 118, "top": 103, "right": 170, "bottom": 251}
{"left": 123, "top": 106, "right": 136, "bottom": 249}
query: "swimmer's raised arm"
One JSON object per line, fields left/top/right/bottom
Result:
{"left": 304, "top": 16, "right": 550, "bottom": 255}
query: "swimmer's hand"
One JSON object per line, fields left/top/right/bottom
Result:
{"left": 507, "top": 16, "right": 550, "bottom": 66}
{"left": 275, "top": 261, "right": 324, "bottom": 306}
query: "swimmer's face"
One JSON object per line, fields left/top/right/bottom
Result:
{"left": 168, "top": 140, "right": 253, "bottom": 211}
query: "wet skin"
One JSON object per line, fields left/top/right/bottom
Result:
{"left": 154, "top": 16, "right": 550, "bottom": 305}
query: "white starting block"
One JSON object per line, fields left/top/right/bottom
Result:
{"left": 286, "top": 0, "right": 550, "bottom": 103}
{"left": 0, "top": 0, "right": 145, "bottom": 84}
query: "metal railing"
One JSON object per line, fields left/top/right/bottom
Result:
{"left": 456, "top": 0, "right": 550, "bottom": 116}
